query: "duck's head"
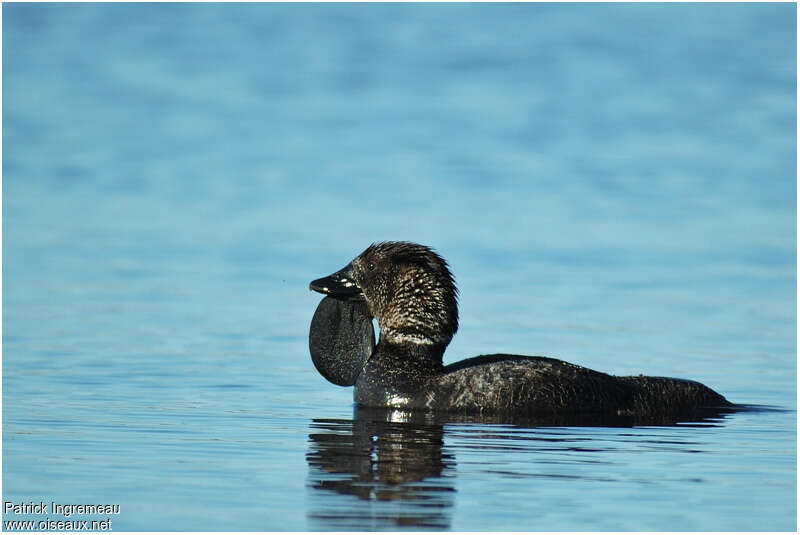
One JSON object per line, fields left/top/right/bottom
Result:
{"left": 310, "top": 241, "right": 459, "bottom": 348}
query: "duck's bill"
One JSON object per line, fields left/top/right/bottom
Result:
{"left": 309, "top": 264, "right": 363, "bottom": 298}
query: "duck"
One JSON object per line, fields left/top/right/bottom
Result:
{"left": 308, "top": 241, "right": 732, "bottom": 418}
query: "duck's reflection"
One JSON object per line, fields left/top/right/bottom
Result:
{"left": 306, "top": 405, "right": 737, "bottom": 530}
{"left": 306, "top": 407, "right": 455, "bottom": 530}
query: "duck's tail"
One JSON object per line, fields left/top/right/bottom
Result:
{"left": 619, "top": 375, "right": 733, "bottom": 418}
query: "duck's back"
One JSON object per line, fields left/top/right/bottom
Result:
{"left": 424, "top": 355, "right": 730, "bottom": 417}
{"left": 428, "top": 355, "right": 632, "bottom": 414}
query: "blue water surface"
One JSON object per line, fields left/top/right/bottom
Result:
{"left": 3, "top": 3, "right": 796, "bottom": 531}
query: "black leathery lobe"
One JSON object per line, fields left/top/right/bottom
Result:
{"left": 309, "top": 296, "right": 375, "bottom": 386}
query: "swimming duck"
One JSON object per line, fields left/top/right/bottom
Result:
{"left": 309, "top": 241, "right": 731, "bottom": 417}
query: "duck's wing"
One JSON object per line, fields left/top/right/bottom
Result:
{"left": 435, "top": 355, "right": 732, "bottom": 418}
{"left": 435, "top": 355, "right": 635, "bottom": 415}
{"left": 309, "top": 296, "right": 375, "bottom": 386}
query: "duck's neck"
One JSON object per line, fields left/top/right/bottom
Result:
{"left": 374, "top": 337, "right": 445, "bottom": 374}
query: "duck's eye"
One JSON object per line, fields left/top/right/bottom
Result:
{"left": 367, "top": 262, "right": 375, "bottom": 271}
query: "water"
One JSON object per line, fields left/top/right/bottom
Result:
{"left": 2, "top": 3, "right": 796, "bottom": 531}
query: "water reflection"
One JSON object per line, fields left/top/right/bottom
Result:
{"left": 306, "top": 406, "right": 737, "bottom": 530}
{"left": 306, "top": 408, "right": 456, "bottom": 529}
